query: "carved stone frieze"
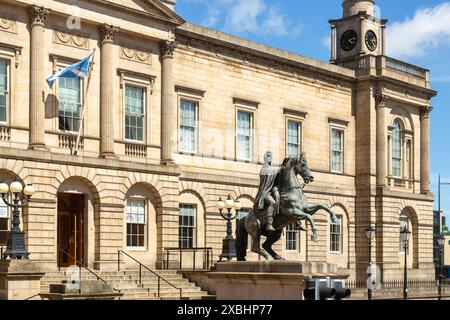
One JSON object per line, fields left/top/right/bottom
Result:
{"left": 53, "top": 30, "right": 89, "bottom": 50}
{"left": 120, "top": 46, "right": 152, "bottom": 65}
{"left": 0, "top": 17, "right": 16, "bottom": 34}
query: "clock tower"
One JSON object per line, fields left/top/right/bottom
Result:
{"left": 329, "top": 0, "right": 387, "bottom": 64}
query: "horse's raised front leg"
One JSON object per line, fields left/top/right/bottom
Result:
{"left": 303, "top": 204, "right": 338, "bottom": 223}
{"left": 262, "top": 229, "right": 284, "bottom": 260}
{"left": 292, "top": 209, "right": 318, "bottom": 242}
{"left": 251, "top": 234, "right": 274, "bottom": 261}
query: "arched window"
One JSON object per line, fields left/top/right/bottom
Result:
{"left": 392, "top": 120, "right": 402, "bottom": 178}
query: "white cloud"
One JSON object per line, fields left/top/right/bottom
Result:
{"left": 387, "top": 2, "right": 450, "bottom": 59}
{"left": 184, "top": 0, "right": 301, "bottom": 38}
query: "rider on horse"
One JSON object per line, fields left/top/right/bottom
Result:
{"left": 254, "top": 151, "right": 280, "bottom": 233}
{"left": 254, "top": 151, "right": 306, "bottom": 233}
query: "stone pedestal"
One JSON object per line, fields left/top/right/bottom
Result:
{"left": 40, "top": 280, "right": 123, "bottom": 300}
{"left": 0, "top": 260, "right": 45, "bottom": 300}
{"left": 207, "top": 261, "right": 349, "bottom": 300}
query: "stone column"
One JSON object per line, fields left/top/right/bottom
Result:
{"left": 99, "top": 24, "right": 119, "bottom": 159}
{"left": 160, "top": 40, "right": 176, "bottom": 165}
{"left": 420, "top": 106, "right": 432, "bottom": 194}
{"left": 376, "top": 93, "right": 388, "bottom": 187}
{"left": 330, "top": 25, "right": 336, "bottom": 63}
{"left": 381, "top": 25, "right": 386, "bottom": 56}
{"left": 28, "top": 6, "right": 49, "bottom": 151}
{"left": 359, "top": 14, "right": 365, "bottom": 55}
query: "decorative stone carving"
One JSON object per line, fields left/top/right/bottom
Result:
{"left": 421, "top": 106, "right": 433, "bottom": 118}
{"left": 28, "top": 6, "right": 50, "bottom": 25}
{"left": 53, "top": 31, "right": 89, "bottom": 50}
{"left": 375, "top": 93, "right": 388, "bottom": 107}
{"left": 120, "top": 47, "right": 152, "bottom": 65}
{"left": 99, "top": 24, "right": 119, "bottom": 42}
{"left": 0, "top": 17, "right": 16, "bottom": 34}
{"left": 160, "top": 40, "right": 176, "bottom": 58}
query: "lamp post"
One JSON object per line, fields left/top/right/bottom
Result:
{"left": 0, "top": 180, "right": 35, "bottom": 259}
{"left": 365, "top": 225, "right": 376, "bottom": 300}
{"left": 438, "top": 233, "right": 446, "bottom": 301}
{"left": 216, "top": 195, "right": 241, "bottom": 262}
{"left": 400, "top": 227, "right": 412, "bottom": 300}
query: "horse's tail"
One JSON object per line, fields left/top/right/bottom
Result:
{"left": 236, "top": 217, "right": 248, "bottom": 261}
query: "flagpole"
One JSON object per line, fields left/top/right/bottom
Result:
{"left": 74, "top": 49, "right": 95, "bottom": 155}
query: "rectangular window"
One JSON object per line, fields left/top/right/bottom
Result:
{"left": 285, "top": 223, "right": 299, "bottom": 251}
{"left": 399, "top": 215, "right": 408, "bottom": 252}
{"left": 330, "top": 216, "right": 342, "bottom": 252}
{"left": 126, "top": 199, "right": 146, "bottom": 248}
{"left": 287, "top": 120, "right": 301, "bottom": 157}
{"left": 237, "top": 110, "right": 253, "bottom": 160}
{"left": 180, "top": 99, "right": 198, "bottom": 152}
{"left": 331, "top": 129, "right": 344, "bottom": 173}
{"left": 58, "top": 76, "right": 82, "bottom": 132}
{"left": 0, "top": 60, "right": 9, "bottom": 123}
{"left": 405, "top": 141, "right": 411, "bottom": 179}
{"left": 179, "top": 204, "right": 196, "bottom": 249}
{"left": 125, "top": 85, "right": 145, "bottom": 142}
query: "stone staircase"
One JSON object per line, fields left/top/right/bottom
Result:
{"left": 40, "top": 269, "right": 211, "bottom": 300}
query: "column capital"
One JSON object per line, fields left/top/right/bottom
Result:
{"left": 99, "top": 24, "right": 119, "bottom": 43}
{"left": 28, "top": 5, "right": 50, "bottom": 26}
{"left": 421, "top": 106, "right": 433, "bottom": 118}
{"left": 375, "top": 93, "right": 389, "bottom": 107}
{"left": 160, "top": 40, "right": 176, "bottom": 58}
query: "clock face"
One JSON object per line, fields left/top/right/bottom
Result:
{"left": 365, "top": 30, "right": 378, "bottom": 51}
{"left": 340, "top": 30, "right": 358, "bottom": 51}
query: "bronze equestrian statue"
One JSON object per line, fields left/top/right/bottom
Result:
{"left": 236, "top": 152, "right": 338, "bottom": 261}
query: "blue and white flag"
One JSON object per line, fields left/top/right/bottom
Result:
{"left": 46, "top": 52, "right": 93, "bottom": 89}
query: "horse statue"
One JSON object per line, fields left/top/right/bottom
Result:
{"left": 236, "top": 152, "right": 339, "bottom": 261}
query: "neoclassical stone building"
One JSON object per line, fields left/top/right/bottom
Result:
{"left": 0, "top": 0, "right": 437, "bottom": 281}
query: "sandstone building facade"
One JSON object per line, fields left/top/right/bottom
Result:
{"left": 0, "top": 0, "right": 437, "bottom": 281}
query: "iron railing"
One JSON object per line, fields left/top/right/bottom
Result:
{"left": 117, "top": 250, "right": 182, "bottom": 299}
{"left": 347, "top": 278, "right": 439, "bottom": 289}
{"left": 163, "top": 247, "right": 214, "bottom": 270}
{"left": 58, "top": 249, "right": 121, "bottom": 294}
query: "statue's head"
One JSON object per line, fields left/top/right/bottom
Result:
{"left": 294, "top": 152, "right": 314, "bottom": 184}
{"left": 263, "top": 151, "right": 273, "bottom": 165}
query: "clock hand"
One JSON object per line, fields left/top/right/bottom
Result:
{"left": 349, "top": 37, "right": 356, "bottom": 45}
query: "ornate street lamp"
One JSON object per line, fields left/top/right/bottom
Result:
{"left": 216, "top": 195, "right": 241, "bottom": 262}
{"left": 364, "top": 225, "right": 376, "bottom": 300}
{"left": 400, "top": 227, "right": 412, "bottom": 300}
{"left": 438, "top": 233, "right": 446, "bottom": 300}
{"left": 0, "top": 179, "right": 35, "bottom": 259}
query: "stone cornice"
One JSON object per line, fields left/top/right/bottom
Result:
{"left": 0, "top": 146, "right": 181, "bottom": 177}
{"left": 176, "top": 23, "right": 357, "bottom": 85}
{"left": 66, "top": 0, "right": 184, "bottom": 26}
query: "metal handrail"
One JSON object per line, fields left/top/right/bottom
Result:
{"left": 117, "top": 250, "right": 182, "bottom": 299}
{"left": 163, "top": 247, "right": 214, "bottom": 270}
{"left": 58, "top": 249, "right": 121, "bottom": 294}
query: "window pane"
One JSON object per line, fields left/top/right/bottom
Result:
{"left": 392, "top": 120, "right": 402, "bottom": 177}
{"left": 287, "top": 121, "right": 300, "bottom": 156}
{"left": 237, "top": 111, "right": 252, "bottom": 159}
{"left": 331, "top": 129, "right": 343, "bottom": 172}
{"left": 285, "top": 223, "right": 299, "bottom": 251}
{"left": 0, "top": 60, "right": 9, "bottom": 123}
{"left": 58, "top": 76, "right": 81, "bottom": 132}
{"left": 126, "top": 199, "right": 146, "bottom": 248}
{"left": 330, "top": 216, "right": 342, "bottom": 252}
{"left": 179, "top": 204, "right": 196, "bottom": 249}
{"left": 125, "top": 85, "right": 145, "bottom": 141}
{"left": 180, "top": 100, "right": 197, "bottom": 152}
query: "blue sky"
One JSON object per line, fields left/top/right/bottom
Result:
{"left": 175, "top": 0, "right": 450, "bottom": 221}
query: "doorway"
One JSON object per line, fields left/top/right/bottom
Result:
{"left": 57, "top": 193, "right": 86, "bottom": 268}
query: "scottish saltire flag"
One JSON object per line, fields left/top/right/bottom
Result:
{"left": 46, "top": 52, "right": 93, "bottom": 89}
